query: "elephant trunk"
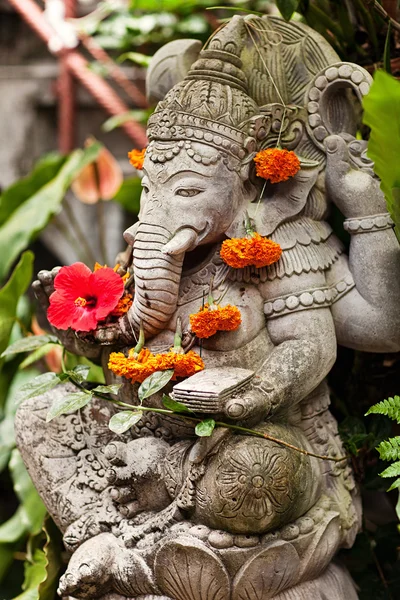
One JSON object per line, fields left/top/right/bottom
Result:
{"left": 131, "top": 223, "right": 187, "bottom": 337}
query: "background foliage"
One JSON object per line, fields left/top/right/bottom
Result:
{"left": 0, "top": 1, "right": 400, "bottom": 599}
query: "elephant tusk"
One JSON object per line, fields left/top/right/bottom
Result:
{"left": 162, "top": 228, "right": 198, "bottom": 256}
{"left": 123, "top": 222, "right": 140, "bottom": 246}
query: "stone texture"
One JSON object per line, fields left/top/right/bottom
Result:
{"left": 15, "top": 13, "right": 400, "bottom": 600}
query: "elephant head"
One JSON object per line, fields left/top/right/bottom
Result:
{"left": 125, "top": 15, "right": 372, "bottom": 339}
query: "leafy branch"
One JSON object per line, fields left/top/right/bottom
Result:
{"left": 5, "top": 335, "right": 348, "bottom": 464}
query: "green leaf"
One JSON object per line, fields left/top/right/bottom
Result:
{"left": 102, "top": 109, "right": 153, "bottom": 132}
{"left": 1, "top": 335, "right": 59, "bottom": 358}
{"left": 365, "top": 396, "right": 400, "bottom": 423}
{"left": 109, "top": 410, "right": 142, "bottom": 434}
{"left": 383, "top": 22, "right": 392, "bottom": 75}
{"left": 113, "top": 177, "right": 142, "bottom": 214}
{"left": 0, "top": 144, "right": 102, "bottom": 282}
{"left": 195, "top": 418, "right": 216, "bottom": 437}
{"left": 387, "top": 477, "right": 400, "bottom": 492}
{"left": 363, "top": 71, "right": 400, "bottom": 233}
{"left": 376, "top": 436, "right": 400, "bottom": 462}
{"left": 118, "top": 51, "right": 152, "bottom": 66}
{"left": 162, "top": 394, "right": 192, "bottom": 413}
{"left": 0, "top": 368, "right": 40, "bottom": 472}
{"left": 0, "top": 153, "right": 66, "bottom": 226}
{"left": 69, "top": 364, "right": 90, "bottom": 383}
{"left": 19, "top": 344, "right": 59, "bottom": 370}
{"left": 13, "top": 518, "right": 62, "bottom": 600}
{"left": 0, "top": 506, "right": 28, "bottom": 542}
{"left": 0, "top": 252, "right": 34, "bottom": 372}
{"left": 92, "top": 384, "right": 122, "bottom": 395}
{"left": 15, "top": 372, "right": 61, "bottom": 405}
{"left": 9, "top": 449, "right": 46, "bottom": 536}
{"left": 138, "top": 369, "right": 174, "bottom": 402}
{"left": 276, "top": 0, "right": 299, "bottom": 21}
{"left": 380, "top": 460, "right": 400, "bottom": 478}
{"left": 46, "top": 391, "right": 93, "bottom": 422}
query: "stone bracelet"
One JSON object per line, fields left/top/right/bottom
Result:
{"left": 343, "top": 213, "right": 394, "bottom": 234}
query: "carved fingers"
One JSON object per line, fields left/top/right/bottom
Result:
{"left": 325, "top": 134, "right": 386, "bottom": 218}
{"left": 93, "top": 324, "right": 121, "bottom": 344}
{"left": 32, "top": 267, "right": 61, "bottom": 309}
{"left": 224, "top": 385, "right": 270, "bottom": 422}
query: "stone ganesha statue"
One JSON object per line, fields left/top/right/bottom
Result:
{"left": 15, "top": 15, "right": 400, "bottom": 600}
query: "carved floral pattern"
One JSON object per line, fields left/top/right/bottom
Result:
{"left": 216, "top": 444, "right": 289, "bottom": 519}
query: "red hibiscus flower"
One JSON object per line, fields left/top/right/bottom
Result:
{"left": 47, "top": 263, "right": 125, "bottom": 332}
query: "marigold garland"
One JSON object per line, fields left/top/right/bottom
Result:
{"left": 190, "top": 304, "right": 242, "bottom": 339}
{"left": 220, "top": 232, "right": 282, "bottom": 269}
{"left": 128, "top": 148, "right": 146, "bottom": 170}
{"left": 253, "top": 148, "right": 300, "bottom": 184}
{"left": 108, "top": 348, "right": 155, "bottom": 384}
{"left": 108, "top": 347, "right": 204, "bottom": 384}
{"left": 110, "top": 293, "right": 133, "bottom": 317}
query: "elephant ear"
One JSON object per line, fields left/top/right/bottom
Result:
{"left": 226, "top": 165, "right": 319, "bottom": 239}
{"left": 305, "top": 62, "right": 372, "bottom": 151}
{"left": 146, "top": 39, "right": 202, "bottom": 105}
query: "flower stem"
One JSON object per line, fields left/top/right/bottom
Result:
{"left": 71, "top": 376, "right": 347, "bottom": 463}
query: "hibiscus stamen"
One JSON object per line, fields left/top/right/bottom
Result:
{"left": 74, "top": 296, "right": 96, "bottom": 308}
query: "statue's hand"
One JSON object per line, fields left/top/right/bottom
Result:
{"left": 32, "top": 267, "right": 61, "bottom": 310}
{"left": 224, "top": 383, "right": 271, "bottom": 422}
{"left": 325, "top": 134, "right": 386, "bottom": 218}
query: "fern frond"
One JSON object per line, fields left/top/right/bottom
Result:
{"left": 365, "top": 396, "right": 400, "bottom": 423}
{"left": 380, "top": 460, "right": 400, "bottom": 478}
{"left": 376, "top": 436, "right": 400, "bottom": 462}
{"left": 388, "top": 477, "right": 400, "bottom": 492}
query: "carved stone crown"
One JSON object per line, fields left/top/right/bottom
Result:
{"left": 147, "top": 16, "right": 267, "bottom": 162}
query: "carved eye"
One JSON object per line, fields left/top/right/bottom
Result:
{"left": 141, "top": 184, "right": 149, "bottom": 194}
{"left": 176, "top": 189, "right": 202, "bottom": 197}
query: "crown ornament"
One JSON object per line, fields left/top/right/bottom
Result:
{"left": 146, "top": 16, "right": 269, "bottom": 170}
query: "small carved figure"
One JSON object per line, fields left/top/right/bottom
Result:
{"left": 16, "top": 14, "right": 400, "bottom": 600}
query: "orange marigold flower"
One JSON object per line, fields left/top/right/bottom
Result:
{"left": 253, "top": 148, "right": 300, "bottom": 184}
{"left": 220, "top": 233, "right": 282, "bottom": 269}
{"left": 108, "top": 348, "right": 157, "bottom": 383}
{"left": 190, "top": 304, "right": 242, "bottom": 339}
{"left": 170, "top": 350, "right": 205, "bottom": 379}
{"left": 128, "top": 148, "right": 146, "bottom": 170}
{"left": 110, "top": 293, "right": 133, "bottom": 317}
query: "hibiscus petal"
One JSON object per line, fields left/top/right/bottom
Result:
{"left": 47, "top": 291, "right": 75, "bottom": 330}
{"left": 90, "top": 268, "right": 124, "bottom": 320}
{"left": 54, "top": 263, "right": 93, "bottom": 300}
{"left": 69, "top": 305, "right": 98, "bottom": 332}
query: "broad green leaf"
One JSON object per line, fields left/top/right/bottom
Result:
{"left": 195, "top": 418, "right": 216, "bottom": 437}
{"left": 13, "top": 519, "right": 61, "bottom": 600}
{"left": 118, "top": 52, "right": 152, "bottom": 66}
{"left": 19, "top": 344, "right": 59, "bottom": 370}
{"left": 103, "top": 109, "right": 153, "bottom": 132}
{"left": 0, "top": 153, "right": 66, "bottom": 226}
{"left": 0, "top": 143, "right": 102, "bottom": 282}
{"left": 9, "top": 449, "right": 46, "bottom": 536}
{"left": 0, "top": 543, "right": 14, "bottom": 582}
{"left": 15, "top": 372, "right": 61, "bottom": 405}
{"left": 69, "top": 364, "right": 90, "bottom": 383}
{"left": 276, "top": 0, "right": 299, "bottom": 21}
{"left": 0, "top": 252, "right": 34, "bottom": 372}
{"left": 0, "top": 506, "right": 27, "bottom": 542}
{"left": 363, "top": 71, "right": 400, "bottom": 233}
{"left": 113, "top": 177, "right": 142, "bottom": 214}
{"left": 46, "top": 391, "right": 93, "bottom": 422}
{"left": 109, "top": 410, "right": 142, "bottom": 434}
{"left": 0, "top": 368, "right": 40, "bottom": 472}
{"left": 162, "top": 394, "right": 192, "bottom": 413}
{"left": 1, "top": 335, "right": 59, "bottom": 358}
{"left": 92, "top": 384, "right": 122, "bottom": 395}
{"left": 138, "top": 369, "right": 174, "bottom": 402}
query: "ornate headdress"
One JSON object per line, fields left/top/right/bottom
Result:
{"left": 146, "top": 16, "right": 267, "bottom": 171}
